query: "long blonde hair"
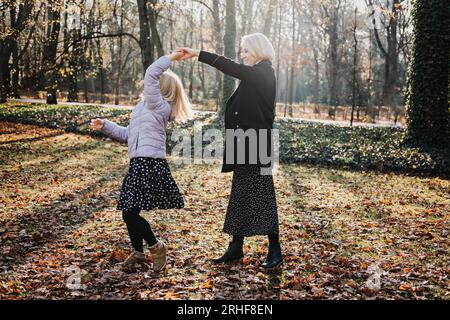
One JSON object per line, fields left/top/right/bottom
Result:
{"left": 160, "top": 70, "right": 193, "bottom": 122}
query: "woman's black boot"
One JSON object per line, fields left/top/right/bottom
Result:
{"left": 212, "top": 236, "right": 244, "bottom": 264}
{"left": 262, "top": 234, "right": 283, "bottom": 269}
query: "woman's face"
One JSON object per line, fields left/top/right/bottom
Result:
{"left": 240, "top": 44, "right": 258, "bottom": 66}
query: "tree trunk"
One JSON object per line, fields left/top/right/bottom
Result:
{"left": 322, "top": 1, "right": 341, "bottom": 119}
{"left": 328, "top": 13, "right": 338, "bottom": 118}
{"left": 384, "top": 1, "right": 399, "bottom": 109}
{"left": 212, "top": 0, "right": 223, "bottom": 108}
{"left": 0, "top": 46, "right": 11, "bottom": 103}
{"left": 284, "top": 62, "right": 289, "bottom": 117}
{"left": 95, "top": 39, "right": 106, "bottom": 103}
{"left": 137, "top": 0, "right": 154, "bottom": 73}
{"left": 0, "top": 0, "right": 33, "bottom": 103}
{"left": 198, "top": 11, "right": 206, "bottom": 98}
{"left": 115, "top": 1, "right": 124, "bottom": 105}
{"left": 313, "top": 47, "right": 320, "bottom": 104}
{"left": 404, "top": 0, "right": 449, "bottom": 148}
{"left": 43, "top": 0, "right": 62, "bottom": 105}
{"left": 149, "top": 0, "right": 164, "bottom": 57}
{"left": 371, "top": 0, "right": 400, "bottom": 108}
{"left": 67, "top": 29, "right": 81, "bottom": 102}
{"left": 222, "top": 0, "right": 236, "bottom": 116}
{"left": 368, "top": 30, "right": 375, "bottom": 123}
{"left": 10, "top": 6, "right": 20, "bottom": 98}
{"left": 188, "top": 23, "right": 194, "bottom": 100}
{"left": 275, "top": 4, "right": 281, "bottom": 103}
{"left": 351, "top": 8, "right": 358, "bottom": 127}
{"left": 288, "top": 2, "right": 296, "bottom": 117}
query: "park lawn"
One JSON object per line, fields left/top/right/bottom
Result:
{"left": 0, "top": 121, "right": 448, "bottom": 300}
{"left": 1, "top": 101, "right": 449, "bottom": 176}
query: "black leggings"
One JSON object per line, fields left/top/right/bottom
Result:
{"left": 122, "top": 208, "right": 157, "bottom": 252}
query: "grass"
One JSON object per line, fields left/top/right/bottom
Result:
{"left": 0, "top": 101, "right": 449, "bottom": 176}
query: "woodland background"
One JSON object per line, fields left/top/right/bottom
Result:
{"left": 0, "top": 0, "right": 421, "bottom": 124}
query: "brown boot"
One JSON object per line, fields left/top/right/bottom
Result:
{"left": 120, "top": 251, "right": 148, "bottom": 272}
{"left": 149, "top": 240, "right": 168, "bottom": 272}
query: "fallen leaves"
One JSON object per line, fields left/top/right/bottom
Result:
{"left": 110, "top": 248, "right": 128, "bottom": 263}
{"left": 0, "top": 122, "right": 449, "bottom": 300}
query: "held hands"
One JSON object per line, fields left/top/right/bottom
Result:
{"left": 168, "top": 50, "right": 185, "bottom": 61}
{"left": 90, "top": 118, "right": 104, "bottom": 131}
{"left": 167, "top": 48, "right": 199, "bottom": 61}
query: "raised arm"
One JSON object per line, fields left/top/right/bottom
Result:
{"left": 143, "top": 52, "right": 184, "bottom": 108}
{"left": 197, "top": 50, "right": 257, "bottom": 81}
{"left": 143, "top": 56, "right": 171, "bottom": 108}
{"left": 178, "top": 48, "right": 257, "bottom": 81}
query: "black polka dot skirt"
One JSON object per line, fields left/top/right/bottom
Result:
{"left": 117, "top": 157, "right": 184, "bottom": 212}
{"left": 223, "top": 165, "right": 279, "bottom": 237}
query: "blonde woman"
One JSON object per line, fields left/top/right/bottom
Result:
{"left": 178, "top": 33, "right": 283, "bottom": 268}
{"left": 90, "top": 51, "right": 193, "bottom": 272}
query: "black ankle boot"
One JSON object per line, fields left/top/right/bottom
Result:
{"left": 212, "top": 241, "right": 244, "bottom": 264}
{"left": 262, "top": 243, "right": 283, "bottom": 269}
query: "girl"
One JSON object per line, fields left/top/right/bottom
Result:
{"left": 90, "top": 51, "right": 192, "bottom": 272}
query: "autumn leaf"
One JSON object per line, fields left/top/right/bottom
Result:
{"left": 399, "top": 284, "right": 412, "bottom": 291}
{"left": 110, "top": 248, "right": 128, "bottom": 262}
{"left": 200, "top": 280, "right": 215, "bottom": 289}
{"left": 163, "top": 291, "right": 179, "bottom": 299}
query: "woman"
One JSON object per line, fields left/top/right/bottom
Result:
{"left": 178, "top": 33, "right": 282, "bottom": 268}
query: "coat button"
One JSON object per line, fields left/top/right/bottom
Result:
{"left": 236, "top": 125, "right": 239, "bottom": 128}
{"left": 235, "top": 111, "right": 238, "bottom": 115}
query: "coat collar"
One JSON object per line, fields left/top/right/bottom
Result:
{"left": 255, "top": 59, "right": 272, "bottom": 67}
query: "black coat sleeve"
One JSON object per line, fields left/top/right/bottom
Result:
{"left": 198, "top": 50, "right": 260, "bottom": 82}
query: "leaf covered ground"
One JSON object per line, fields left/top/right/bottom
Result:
{"left": 0, "top": 121, "right": 448, "bottom": 300}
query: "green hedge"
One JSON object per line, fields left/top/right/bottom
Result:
{"left": 276, "top": 118, "right": 449, "bottom": 175}
{"left": 1, "top": 102, "right": 448, "bottom": 176}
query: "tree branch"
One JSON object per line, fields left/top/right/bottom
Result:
{"left": 373, "top": 25, "right": 388, "bottom": 57}
{"left": 80, "top": 31, "right": 140, "bottom": 46}
{"left": 366, "top": 0, "right": 388, "bottom": 57}
{"left": 192, "top": 0, "right": 214, "bottom": 16}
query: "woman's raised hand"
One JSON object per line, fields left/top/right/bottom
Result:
{"left": 90, "top": 118, "right": 104, "bottom": 131}
{"left": 176, "top": 47, "right": 200, "bottom": 60}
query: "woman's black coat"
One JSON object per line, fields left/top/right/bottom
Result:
{"left": 198, "top": 50, "right": 277, "bottom": 173}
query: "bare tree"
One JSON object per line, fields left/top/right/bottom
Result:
{"left": 0, "top": 0, "right": 34, "bottom": 103}
{"left": 350, "top": 7, "right": 358, "bottom": 126}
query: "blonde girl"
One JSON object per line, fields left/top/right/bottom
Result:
{"left": 91, "top": 51, "right": 192, "bottom": 272}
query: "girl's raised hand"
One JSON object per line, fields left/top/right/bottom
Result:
{"left": 169, "top": 50, "right": 185, "bottom": 61}
{"left": 176, "top": 47, "right": 200, "bottom": 60}
{"left": 90, "top": 118, "right": 104, "bottom": 131}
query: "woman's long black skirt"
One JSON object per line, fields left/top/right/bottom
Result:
{"left": 223, "top": 165, "right": 279, "bottom": 237}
